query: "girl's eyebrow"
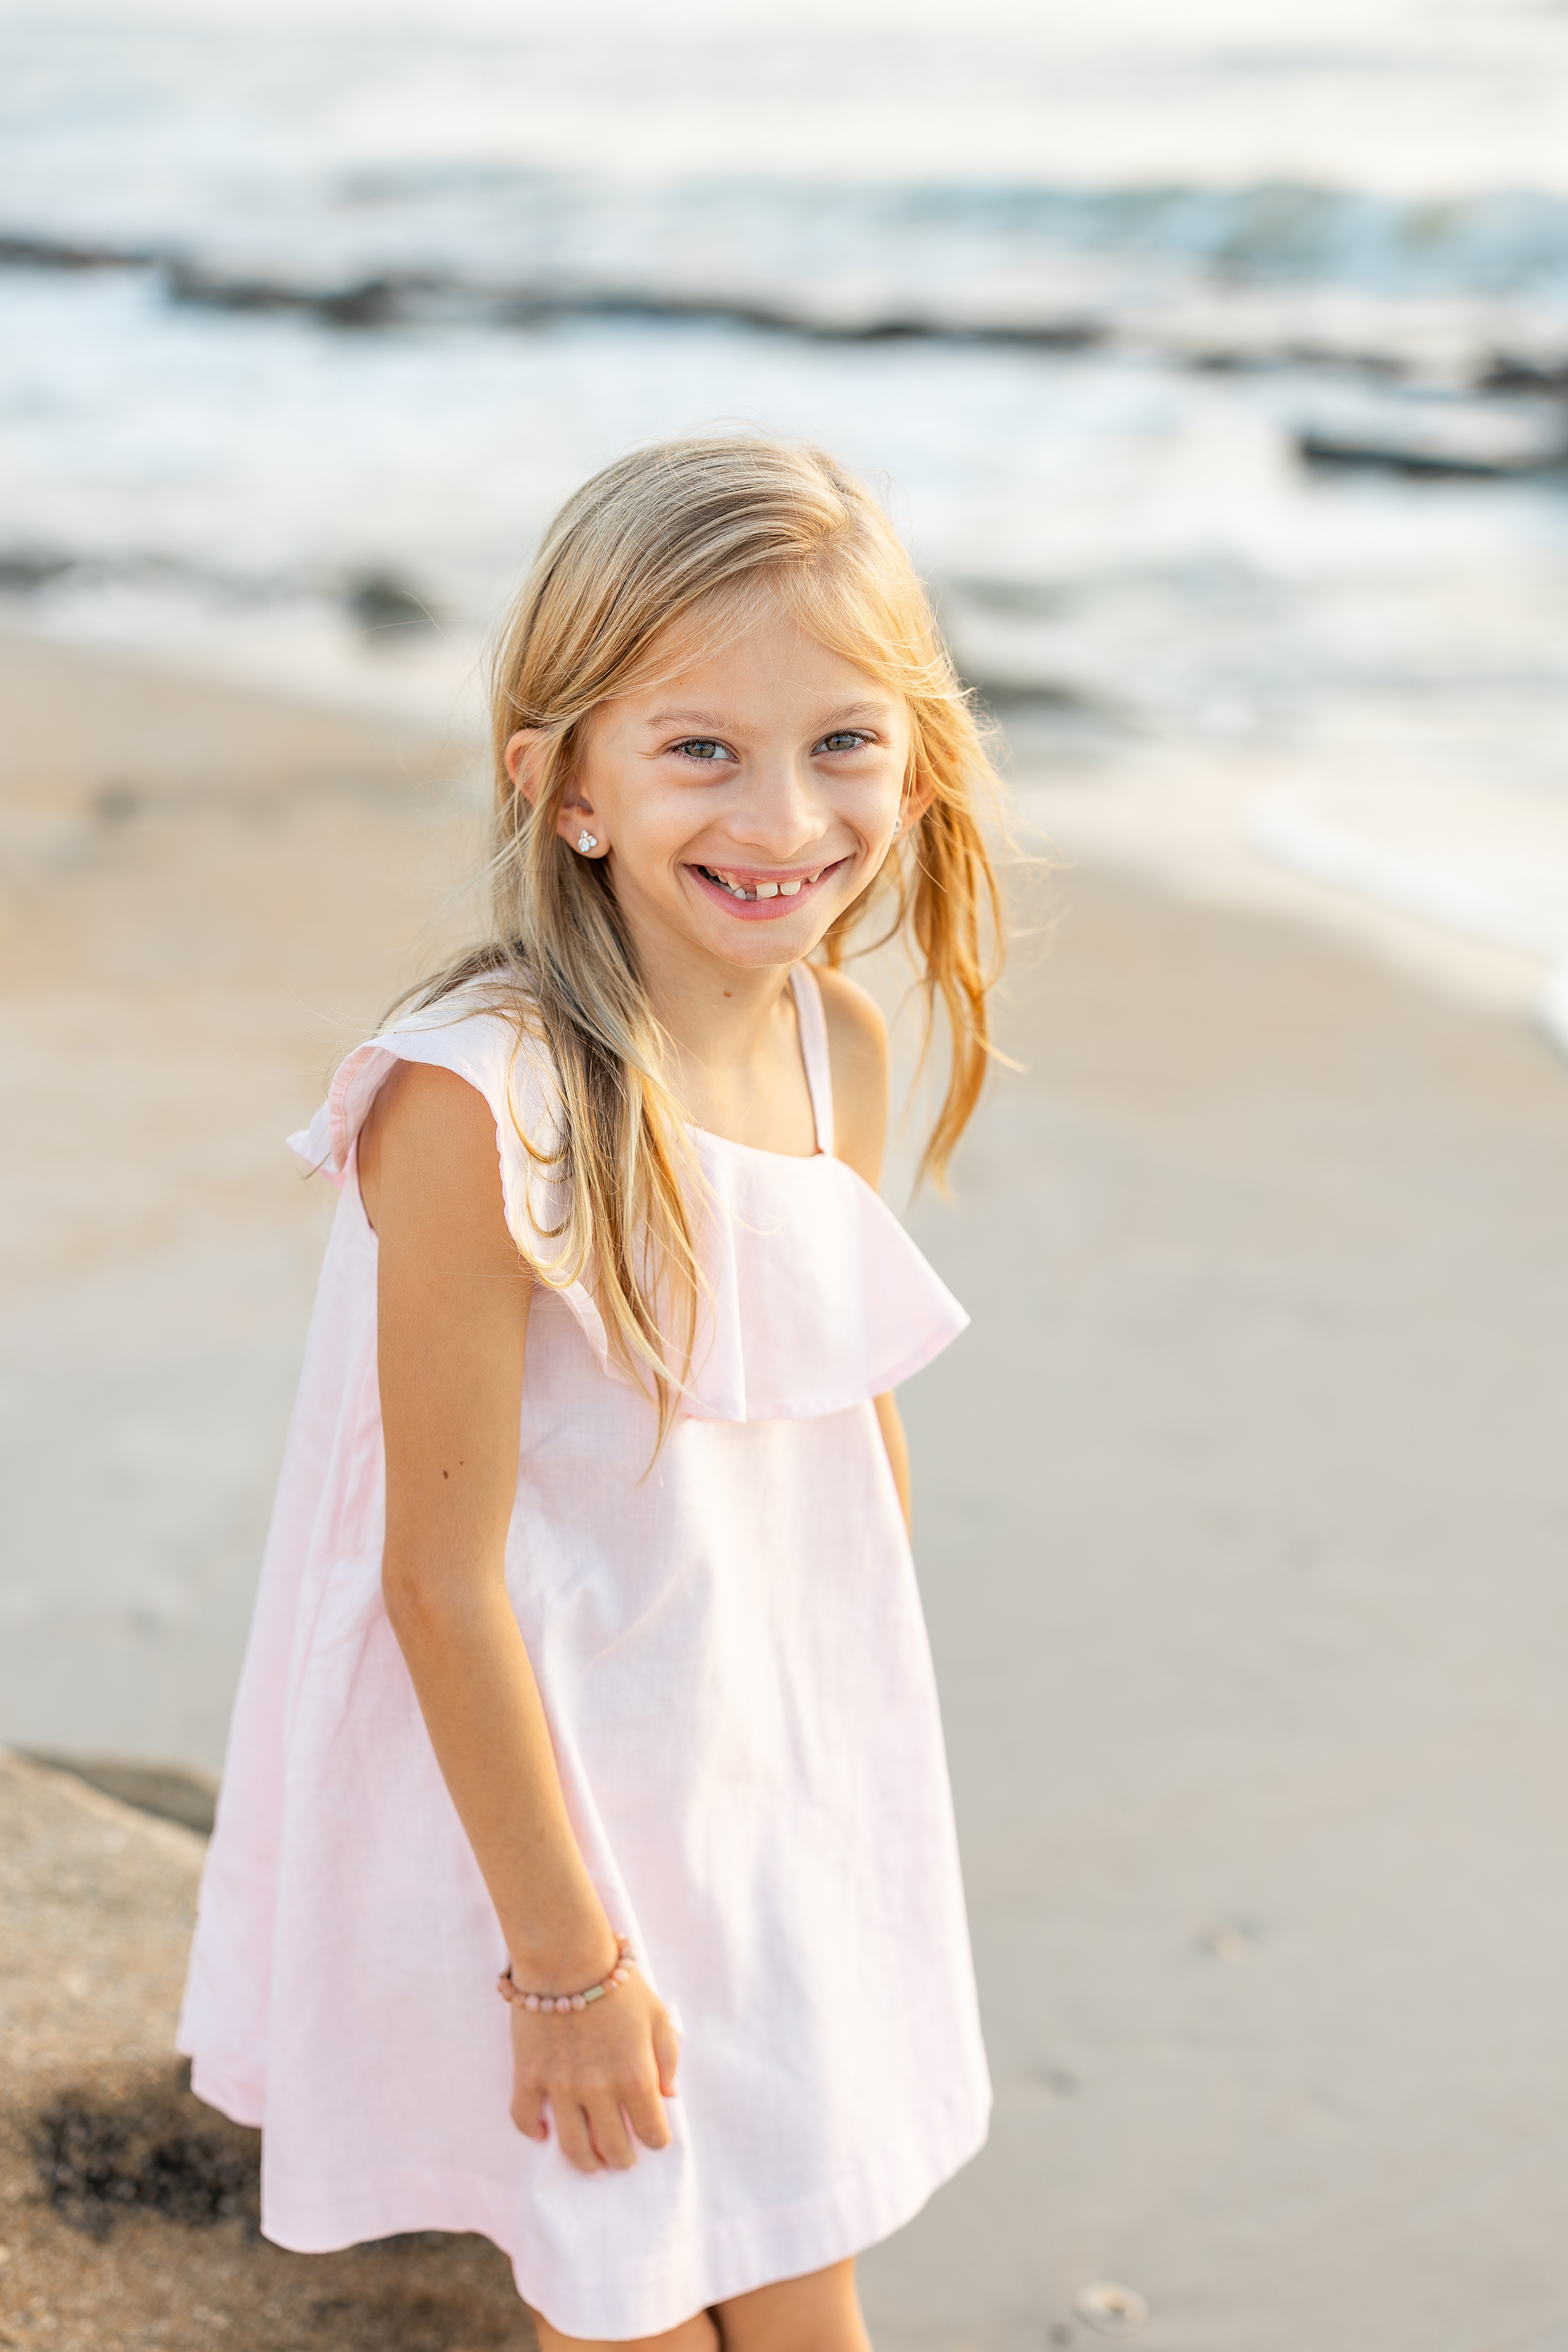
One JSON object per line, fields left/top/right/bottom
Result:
{"left": 645, "top": 701, "right": 889, "bottom": 730}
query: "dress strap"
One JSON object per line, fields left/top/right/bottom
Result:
{"left": 789, "top": 964, "right": 835, "bottom": 1157}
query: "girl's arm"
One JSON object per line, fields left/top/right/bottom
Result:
{"left": 874, "top": 1390, "right": 913, "bottom": 1533}
{"left": 815, "top": 967, "right": 913, "bottom": 1534}
{"left": 360, "top": 1061, "right": 678, "bottom": 2174}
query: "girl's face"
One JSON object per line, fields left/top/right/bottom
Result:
{"left": 508, "top": 601, "right": 913, "bottom": 975}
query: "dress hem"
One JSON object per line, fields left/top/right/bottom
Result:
{"left": 181, "top": 2037, "right": 266, "bottom": 2133}
{"left": 257, "top": 2100, "right": 991, "bottom": 2342}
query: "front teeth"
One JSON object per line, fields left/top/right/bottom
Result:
{"left": 702, "top": 866, "right": 824, "bottom": 902}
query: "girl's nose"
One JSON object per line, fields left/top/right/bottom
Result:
{"left": 727, "top": 752, "right": 831, "bottom": 856}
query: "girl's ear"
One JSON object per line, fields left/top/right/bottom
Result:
{"left": 901, "top": 765, "right": 938, "bottom": 830}
{"left": 504, "top": 728, "right": 605, "bottom": 852}
{"left": 504, "top": 729, "right": 547, "bottom": 801}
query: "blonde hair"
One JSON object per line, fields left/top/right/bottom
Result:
{"left": 409, "top": 435, "right": 1005, "bottom": 1426}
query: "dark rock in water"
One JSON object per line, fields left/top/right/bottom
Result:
{"left": 345, "top": 568, "right": 437, "bottom": 635}
{"left": 1296, "top": 429, "right": 1566, "bottom": 480}
{"left": 0, "top": 548, "right": 75, "bottom": 591}
{"left": 1478, "top": 357, "right": 1568, "bottom": 396}
{"left": 312, "top": 278, "right": 402, "bottom": 328}
{"left": 0, "top": 232, "right": 156, "bottom": 272}
{"left": 164, "top": 259, "right": 404, "bottom": 328}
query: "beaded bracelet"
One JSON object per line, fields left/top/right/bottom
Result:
{"left": 497, "top": 1934, "right": 636, "bottom": 2015}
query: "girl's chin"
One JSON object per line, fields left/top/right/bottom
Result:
{"left": 683, "top": 858, "right": 852, "bottom": 925}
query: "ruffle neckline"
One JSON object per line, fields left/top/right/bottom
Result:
{"left": 287, "top": 977, "right": 967, "bottom": 1425}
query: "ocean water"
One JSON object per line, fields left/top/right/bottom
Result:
{"left": 5, "top": 0, "right": 1568, "bottom": 988}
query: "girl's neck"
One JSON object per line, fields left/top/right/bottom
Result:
{"left": 636, "top": 936, "right": 816, "bottom": 1157}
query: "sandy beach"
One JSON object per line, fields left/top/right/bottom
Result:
{"left": 4, "top": 633, "right": 1568, "bottom": 2351}
{"left": 0, "top": 630, "right": 484, "bottom": 1764}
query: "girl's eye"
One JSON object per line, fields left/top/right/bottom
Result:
{"left": 673, "top": 738, "right": 734, "bottom": 764}
{"left": 817, "top": 731, "right": 870, "bottom": 755}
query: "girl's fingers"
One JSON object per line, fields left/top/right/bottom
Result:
{"left": 509, "top": 2079, "right": 549, "bottom": 2142}
{"left": 553, "top": 2101, "right": 605, "bottom": 2175}
{"left": 585, "top": 2093, "right": 638, "bottom": 2171}
{"left": 651, "top": 2008, "right": 681, "bottom": 2097}
{"left": 509, "top": 1993, "right": 676, "bottom": 2167}
{"left": 624, "top": 2076, "right": 672, "bottom": 2151}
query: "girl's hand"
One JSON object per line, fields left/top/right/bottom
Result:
{"left": 509, "top": 1972, "right": 680, "bottom": 2173}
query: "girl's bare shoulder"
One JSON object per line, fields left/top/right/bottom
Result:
{"left": 814, "top": 962, "right": 888, "bottom": 1057}
{"left": 357, "top": 1060, "right": 507, "bottom": 1242}
{"left": 813, "top": 965, "right": 890, "bottom": 1186}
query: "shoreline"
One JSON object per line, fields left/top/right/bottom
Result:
{"left": 7, "top": 614, "right": 1559, "bottom": 1033}
{"left": 1016, "top": 755, "right": 1561, "bottom": 1027}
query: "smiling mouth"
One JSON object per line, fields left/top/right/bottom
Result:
{"left": 690, "top": 860, "right": 845, "bottom": 904}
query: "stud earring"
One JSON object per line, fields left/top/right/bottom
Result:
{"left": 577, "top": 831, "right": 599, "bottom": 854}
{"left": 892, "top": 815, "right": 902, "bottom": 836}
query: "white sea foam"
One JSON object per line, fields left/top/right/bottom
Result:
{"left": 1242, "top": 783, "right": 1568, "bottom": 1053}
{"left": 1246, "top": 787, "right": 1568, "bottom": 966}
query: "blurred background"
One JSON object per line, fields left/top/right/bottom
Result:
{"left": 9, "top": 0, "right": 1568, "bottom": 915}
{"left": 4, "top": 3, "right": 1568, "bottom": 2346}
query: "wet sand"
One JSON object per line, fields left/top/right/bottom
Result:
{"left": 0, "top": 631, "right": 484, "bottom": 1763}
{"left": 873, "top": 863, "right": 1568, "bottom": 2352}
{"left": 4, "top": 634, "right": 1568, "bottom": 2350}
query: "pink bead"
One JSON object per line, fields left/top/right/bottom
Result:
{"left": 571, "top": 1994, "right": 587, "bottom": 2010}
{"left": 524, "top": 1994, "right": 540, "bottom": 2012}
{"left": 612, "top": 1967, "right": 629, "bottom": 1983}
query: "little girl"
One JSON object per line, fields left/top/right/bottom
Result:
{"left": 180, "top": 436, "right": 1004, "bottom": 2350}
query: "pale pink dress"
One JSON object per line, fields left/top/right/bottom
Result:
{"left": 179, "top": 963, "right": 991, "bottom": 2341}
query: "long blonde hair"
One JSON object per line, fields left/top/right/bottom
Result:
{"left": 410, "top": 435, "right": 1005, "bottom": 1424}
